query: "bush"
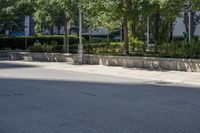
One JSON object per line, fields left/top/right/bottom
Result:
{"left": 28, "top": 41, "right": 45, "bottom": 52}
{"left": 28, "top": 41, "right": 57, "bottom": 53}
{"left": 157, "top": 41, "right": 200, "bottom": 58}
{"left": 85, "top": 42, "right": 123, "bottom": 54}
{"left": 0, "top": 35, "right": 83, "bottom": 50}
{"left": 129, "top": 37, "right": 147, "bottom": 52}
{"left": 28, "top": 40, "right": 80, "bottom": 53}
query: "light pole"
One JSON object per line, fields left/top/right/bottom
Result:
{"left": 120, "top": 25, "right": 123, "bottom": 42}
{"left": 147, "top": 17, "right": 150, "bottom": 47}
{"left": 188, "top": 11, "right": 191, "bottom": 43}
{"left": 184, "top": 0, "right": 191, "bottom": 43}
{"left": 78, "top": 8, "right": 83, "bottom": 64}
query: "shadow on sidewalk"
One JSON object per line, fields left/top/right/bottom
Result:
{"left": 0, "top": 61, "right": 38, "bottom": 69}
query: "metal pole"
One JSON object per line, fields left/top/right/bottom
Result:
{"left": 78, "top": 8, "right": 83, "bottom": 64}
{"left": 188, "top": 11, "right": 191, "bottom": 43}
{"left": 147, "top": 17, "right": 150, "bottom": 47}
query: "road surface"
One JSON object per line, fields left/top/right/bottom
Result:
{"left": 0, "top": 61, "right": 200, "bottom": 133}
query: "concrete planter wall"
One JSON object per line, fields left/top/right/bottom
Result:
{"left": 84, "top": 55, "right": 200, "bottom": 72}
{"left": 9, "top": 52, "right": 200, "bottom": 72}
{"left": 0, "top": 52, "right": 10, "bottom": 58}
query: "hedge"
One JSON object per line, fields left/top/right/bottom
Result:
{"left": 28, "top": 42, "right": 124, "bottom": 54}
{"left": 0, "top": 35, "right": 83, "bottom": 50}
{"left": 157, "top": 41, "right": 200, "bottom": 59}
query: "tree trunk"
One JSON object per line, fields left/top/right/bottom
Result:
{"left": 123, "top": 18, "right": 129, "bottom": 55}
{"left": 63, "top": 17, "right": 69, "bottom": 53}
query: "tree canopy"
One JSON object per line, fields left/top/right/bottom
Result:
{"left": 1, "top": 0, "right": 199, "bottom": 54}
{"left": 34, "top": 0, "right": 77, "bottom": 52}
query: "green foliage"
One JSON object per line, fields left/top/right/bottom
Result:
{"left": 0, "top": 0, "right": 35, "bottom": 33}
{"left": 33, "top": 0, "right": 78, "bottom": 52}
{"left": 28, "top": 43, "right": 54, "bottom": 53}
{"left": 90, "top": 38, "right": 108, "bottom": 43}
{"left": 28, "top": 41, "right": 44, "bottom": 52}
{"left": 157, "top": 41, "right": 200, "bottom": 58}
{"left": 85, "top": 42, "right": 123, "bottom": 54}
{"left": 82, "top": 0, "right": 154, "bottom": 31}
{"left": 191, "top": 0, "right": 200, "bottom": 10}
{"left": 34, "top": 0, "right": 77, "bottom": 33}
{"left": 150, "top": 0, "right": 184, "bottom": 46}
{"left": 129, "top": 37, "right": 147, "bottom": 52}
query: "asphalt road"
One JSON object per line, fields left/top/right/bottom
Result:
{"left": 0, "top": 61, "right": 200, "bottom": 133}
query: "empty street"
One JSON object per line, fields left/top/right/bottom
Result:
{"left": 0, "top": 61, "right": 200, "bottom": 133}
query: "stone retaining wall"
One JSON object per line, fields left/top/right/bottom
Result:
{"left": 9, "top": 52, "right": 200, "bottom": 72}
{"left": 0, "top": 52, "right": 10, "bottom": 57}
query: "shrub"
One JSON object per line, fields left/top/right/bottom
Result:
{"left": 28, "top": 41, "right": 44, "bottom": 52}
{"left": 84, "top": 42, "right": 123, "bottom": 54}
{"left": 28, "top": 40, "right": 80, "bottom": 53}
{"left": 129, "top": 37, "right": 147, "bottom": 52}
{"left": 157, "top": 41, "right": 200, "bottom": 59}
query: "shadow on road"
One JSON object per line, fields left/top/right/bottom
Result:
{"left": 0, "top": 77, "right": 200, "bottom": 133}
{"left": 0, "top": 62, "right": 38, "bottom": 69}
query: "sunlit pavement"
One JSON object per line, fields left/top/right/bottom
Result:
{"left": 0, "top": 61, "right": 200, "bottom": 133}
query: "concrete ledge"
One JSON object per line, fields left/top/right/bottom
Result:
{"left": 9, "top": 52, "right": 200, "bottom": 72}
{"left": 0, "top": 52, "right": 10, "bottom": 58}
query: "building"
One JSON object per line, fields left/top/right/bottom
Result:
{"left": 6, "top": 12, "right": 200, "bottom": 38}
{"left": 173, "top": 11, "right": 200, "bottom": 37}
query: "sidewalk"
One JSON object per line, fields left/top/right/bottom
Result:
{"left": 2, "top": 61, "right": 200, "bottom": 86}
{"left": 11, "top": 61, "right": 199, "bottom": 86}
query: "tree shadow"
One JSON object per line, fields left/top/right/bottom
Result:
{"left": 0, "top": 61, "right": 39, "bottom": 69}
{"left": 0, "top": 78, "right": 200, "bottom": 133}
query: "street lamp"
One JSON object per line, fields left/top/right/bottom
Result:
{"left": 147, "top": 17, "right": 150, "bottom": 47}
{"left": 78, "top": 8, "right": 83, "bottom": 64}
{"left": 188, "top": 11, "right": 191, "bottom": 43}
{"left": 184, "top": 1, "right": 191, "bottom": 43}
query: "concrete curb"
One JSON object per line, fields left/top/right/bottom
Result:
{"left": 8, "top": 52, "right": 200, "bottom": 72}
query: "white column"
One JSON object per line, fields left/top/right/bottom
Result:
{"left": 24, "top": 16, "right": 30, "bottom": 36}
{"left": 24, "top": 16, "right": 30, "bottom": 50}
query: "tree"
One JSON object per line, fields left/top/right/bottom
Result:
{"left": 0, "top": 0, "right": 35, "bottom": 35}
{"left": 34, "top": 0, "right": 77, "bottom": 53}
{"left": 82, "top": 0, "right": 133, "bottom": 55}
{"left": 191, "top": 0, "right": 200, "bottom": 10}
{"left": 128, "top": 0, "right": 155, "bottom": 43}
{"left": 0, "top": 0, "right": 19, "bottom": 34}
{"left": 183, "top": 11, "right": 200, "bottom": 39}
{"left": 149, "top": 0, "right": 184, "bottom": 51}
{"left": 82, "top": 0, "right": 193, "bottom": 53}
